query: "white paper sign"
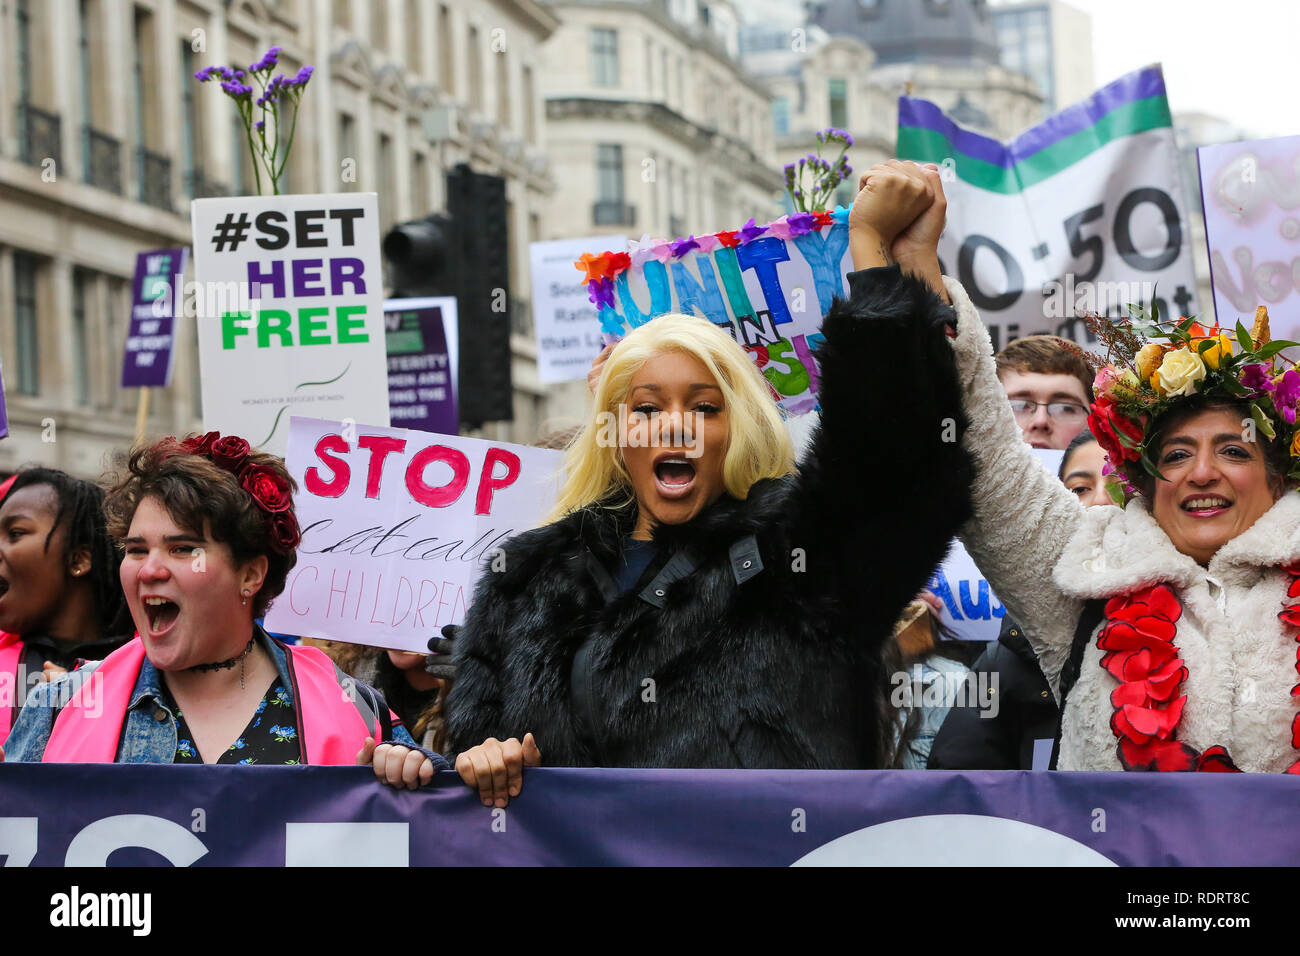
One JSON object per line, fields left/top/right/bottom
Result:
{"left": 530, "top": 235, "right": 627, "bottom": 384}
{"left": 191, "top": 193, "right": 391, "bottom": 455}
{"left": 264, "top": 416, "right": 562, "bottom": 651}
{"left": 929, "top": 449, "right": 1065, "bottom": 642}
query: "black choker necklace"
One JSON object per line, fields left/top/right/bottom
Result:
{"left": 189, "top": 638, "right": 256, "bottom": 688}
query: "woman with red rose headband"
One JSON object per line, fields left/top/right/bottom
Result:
{"left": 942, "top": 261, "right": 1300, "bottom": 772}
{"left": 2, "top": 433, "right": 447, "bottom": 787}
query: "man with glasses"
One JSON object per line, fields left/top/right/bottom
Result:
{"left": 994, "top": 335, "right": 1094, "bottom": 450}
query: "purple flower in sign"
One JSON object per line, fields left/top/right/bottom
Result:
{"left": 1240, "top": 363, "right": 1275, "bottom": 393}
{"left": 251, "top": 45, "right": 283, "bottom": 73}
{"left": 670, "top": 235, "right": 700, "bottom": 258}
{"left": 588, "top": 277, "right": 616, "bottom": 310}
{"left": 1273, "top": 368, "right": 1300, "bottom": 424}
{"left": 787, "top": 212, "right": 817, "bottom": 237}
{"left": 737, "top": 218, "right": 766, "bottom": 245}
{"left": 221, "top": 80, "right": 253, "bottom": 98}
{"left": 194, "top": 66, "right": 222, "bottom": 82}
{"left": 293, "top": 65, "right": 314, "bottom": 86}
{"left": 255, "top": 119, "right": 266, "bottom": 132}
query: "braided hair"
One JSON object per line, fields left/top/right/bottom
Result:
{"left": 0, "top": 468, "right": 131, "bottom": 635}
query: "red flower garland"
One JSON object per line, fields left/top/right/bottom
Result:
{"left": 1100, "top": 575, "right": 1300, "bottom": 773}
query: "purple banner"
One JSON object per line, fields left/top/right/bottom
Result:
{"left": 122, "top": 248, "right": 188, "bottom": 388}
{"left": 0, "top": 765, "right": 1296, "bottom": 866}
{"left": 384, "top": 299, "right": 457, "bottom": 435}
{"left": 0, "top": 359, "right": 8, "bottom": 440}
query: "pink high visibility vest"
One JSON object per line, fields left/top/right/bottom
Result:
{"left": 0, "top": 632, "right": 23, "bottom": 740}
{"left": 42, "top": 636, "right": 383, "bottom": 765}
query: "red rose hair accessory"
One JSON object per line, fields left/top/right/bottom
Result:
{"left": 166, "top": 431, "right": 300, "bottom": 555}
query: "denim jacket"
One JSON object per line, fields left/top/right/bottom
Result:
{"left": 4, "top": 629, "right": 446, "bottom": 771}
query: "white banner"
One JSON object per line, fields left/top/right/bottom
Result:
{"left": 530, "top": 235, "right": 626, "bottom": 384}
{"left": 191, "top": 193, "right": 391, "bottom": 456}
{"left": 264, "top": 417, "right": 562, "bottom": 651}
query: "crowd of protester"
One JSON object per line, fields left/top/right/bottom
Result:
{"left": 4, "top": 159, "right": 1298, "bottom": 800}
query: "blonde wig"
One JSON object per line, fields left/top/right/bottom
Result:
{"left": 546, "top": 313, "right": 796, "bottom": 523}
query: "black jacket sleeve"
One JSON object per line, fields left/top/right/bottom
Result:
{"left": 787, "top": 265, "right": 974, "bottom": 652}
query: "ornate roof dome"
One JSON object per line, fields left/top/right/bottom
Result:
{"left": 808, "top": 0, "right": 1001, "bottom": 67}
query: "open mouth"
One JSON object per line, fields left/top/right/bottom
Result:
{"left": 1182, "top": 496, "right": 1232, "bottom": 516}
{"left": 142, "top": 596, "right": 181, "bottom": 635}
{"left": 653, "top": 456, "right": 697, "bottom": 500}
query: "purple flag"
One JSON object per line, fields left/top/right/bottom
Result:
{"left": 122, "top": 248, "right": 188, "bottom": 388}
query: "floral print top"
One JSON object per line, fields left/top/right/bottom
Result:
{"left": 169, "top": 678, "right": 302, "bottom": 765}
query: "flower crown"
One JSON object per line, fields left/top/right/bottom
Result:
{"left": 170, "top": 431, "right": 301, "bottom": 555}
{"left": 1084, "top": 303, "right": 1300, "bottom": 502}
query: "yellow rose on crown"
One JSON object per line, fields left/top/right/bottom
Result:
{"left": 1198, "top": 333, "right": 1233, "bottom": 370}
{"left": 1153, "top": 347, "right": 1207, "bottom": 397}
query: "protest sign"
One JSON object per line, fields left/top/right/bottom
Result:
{"left": 928, "top": 449, "right": 1063, "bottom": 642}
{"left": 121, "top": 248, "right": 188, "bottom": 388}
{"left": 384, "top": 297, "right": 458, "bottom": 434}
{"left": 575, "top": 214, "right": 850, "bottom": 416}
{"left": 898, "top": 65, "right": 1200, "bottom": 352}
{"left": 263, "top": 416, "right": 561, "bottom": 651}
{"left": 1197, "top": 133, "right": 1300, "bottom": 339}
{"left": 0, "top": 358, "right": 7, "bottom": 440}
{"left": 530, "top": 235, "right": 627, "bottom": 384}
{"left": 2, "top": 764, "right": 1297, "bottom": 866}
{"left": 190, "top": 193, "right": 390, "bottom": 455}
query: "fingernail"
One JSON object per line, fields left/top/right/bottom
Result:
{"left": 495, "top": 797, "right": 507, "bottom": 808}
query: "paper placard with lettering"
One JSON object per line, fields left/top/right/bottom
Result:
{"left": 898, "top": 65, "right": 1200, "bottom": 351}
{"left": 530, "top": 236, "right": 626, "bottom": 384}
{"left": 1197, "top": 133, "right": 1300, "bottom": 337}
{"left": 191, "top": 193, "right": 390, "bottom": 455}
{"left": 384, "top": 297, "right": 458, "bottom": 435}
{"left": 122, "top": 247, "right": 188, "bottom": 387}
{"left": 575, "top": 215, "right": 852, "bottom": 416}
{"left": 928, "top": 449, "right": 1065, "bottom": 642}
{"left": 263, "top": 417, "right": 562, "bottom": 651}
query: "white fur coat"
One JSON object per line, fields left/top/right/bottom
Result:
{"left": 944, "top": 275, "right": 1300, "bottom": 772}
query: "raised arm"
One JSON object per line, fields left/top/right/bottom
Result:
{"left": 786, "top": 163, "right": 975, "bottom": 651}
{"left": 942, "top": 277, "right": 1086, "bottom": 686}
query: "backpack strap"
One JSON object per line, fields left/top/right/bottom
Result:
{"left": 1049, "top": 598, "right": 1106, "bottom": 770}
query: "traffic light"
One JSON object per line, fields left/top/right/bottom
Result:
{"left": 382, "top": 163, "right": 513, "bottom": 429}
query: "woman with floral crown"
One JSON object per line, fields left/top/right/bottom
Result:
{"left": 944, "top": 278, "right": 1300, "bottom": 772}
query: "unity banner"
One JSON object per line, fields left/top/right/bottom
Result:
{"left": 122, "top": 247, "right": 188, "bottom": 388}
{"left": 191, "top": 193, "right": 391, "bottom": 456}
{"left": 530, "top": 235, "right": 627, "bottom": 384}
{"left": 263, "top": 417, "right": 561, "bottom": 651}
{"left": 2, "top": 764, "right": 1298, "bottom": 866}
{"left": 574, "top": 213, "right": 852, "bottom": 416}
{"left": 384, "top": 297, "right": 458, "bottom": 435}
{"left": 1198, "top": 133, "right": 1300, "bottom": 338}
{"left": 897, "top": 65, "right": 1200, "bottom": 351}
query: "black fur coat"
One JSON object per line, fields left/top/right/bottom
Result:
{"left": 444, "top": 265, "right": 974, "bottom": 769}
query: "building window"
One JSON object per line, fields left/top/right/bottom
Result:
{"left": 439, "top": 4, "right": 454, "bottom": 94}
{"left": 14, "top": 253, "right": 40, "bottom": 397}
{"left": 772, "top": 96, "right": 789, "bottom": 136}
{"left": 596, "top": 144, "right": 623, "bottom": 203}
{"left": 522, "top": 65, "right": 536, "bottom": 143}
{"left": 333, "top": 0, "right": 348, "bottom": 28}
{"left": 378, "top": 132, "right": 395, "bottom": 225}
{"left": 180, "top": 42, "right": 200, "bottom": 197}
{"left": 371, "top": 0, "right": 388, "bottom": 49}
{"left": 468, "top": 25, "right": 483, "bottom": 110}
{"left": 590, "top": 28, "right": 618, "bottom": 87}
{"left": 17, "top": 0, "right": 33, "bottom": 103}
{"left": 828, "top": 77, "right": 848, "bottom": 129}
{"left": 412, "top": 151, "right": 429, "bottom": 214}
{"left": 72, "top": 269, "right": 91, "bottom": 406}
{"left": 497, "top": 48, "right": 511, "bottom": 130}
{"left": 405, "top": 0, "right": 421, "bottom": 73}
{"left": 338, "top": 113, "right": 356, "bottom": 192}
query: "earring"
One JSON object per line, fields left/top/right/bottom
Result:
{"left": 241, "top": 588, "right": 250, "bottom": 606}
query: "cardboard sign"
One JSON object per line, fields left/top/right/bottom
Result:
{"left": 190, "top": 194, "right": 390, "bottom": 455}
{"left": 263, "top": 417, "right": 562, "bottom": 651}
{"left": 575, "top": 217, "right": 850, "bottom": 416}
{"left": 530, "top": 236, "right": 626, "bottom": 384}
{"left": 930, "top": 449, "right": 1065, "bottom": 642}
{"left": 1197, "top": 133, "right": 1300, "bottom": 338}
{"left": 122, "top": 247, "right": 188, "bottom": 388}
{"left": 898, "top": 65, "right": 1200, "bottom": 351}
{"left": 384, "top": 297, "right": 458, "bottom": 435}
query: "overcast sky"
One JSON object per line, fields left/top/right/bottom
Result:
{"left": 739, "top": 0, "right": 1298, "bottom": 139}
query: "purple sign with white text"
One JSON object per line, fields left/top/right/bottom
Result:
{"left": 1, "top": 765, "right": 1297, "bottom": 866}
{"left": 383, "top": 297, "right": 458, "bottom": 435}
{"left": 122, "top": 247, "right": 188, "bottom": 388}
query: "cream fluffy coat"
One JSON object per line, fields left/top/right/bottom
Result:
{"left": 945, "top": 276, "right": 1300, "bottom": 772}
